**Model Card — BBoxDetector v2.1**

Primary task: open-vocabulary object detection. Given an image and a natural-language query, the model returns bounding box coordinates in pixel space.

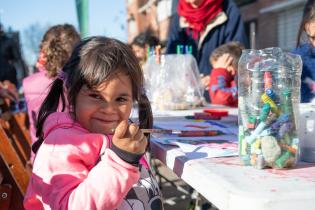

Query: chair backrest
[0,98,32,167]
[0,173,13,210]
[0,125,29,210]
[0,98,31,210]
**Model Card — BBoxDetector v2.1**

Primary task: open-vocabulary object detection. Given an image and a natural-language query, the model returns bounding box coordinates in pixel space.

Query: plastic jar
[238,47,302,169]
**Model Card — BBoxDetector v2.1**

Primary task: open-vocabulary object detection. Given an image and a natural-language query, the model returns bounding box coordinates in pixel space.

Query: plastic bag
[143,54,205,111]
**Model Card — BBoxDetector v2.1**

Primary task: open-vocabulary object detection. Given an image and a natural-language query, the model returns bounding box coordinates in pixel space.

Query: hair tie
[57,71,66,81]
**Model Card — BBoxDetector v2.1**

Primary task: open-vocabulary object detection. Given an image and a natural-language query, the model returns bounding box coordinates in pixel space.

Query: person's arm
[0,81,18,101]
[24,133,141,210]
[209,68,237,106]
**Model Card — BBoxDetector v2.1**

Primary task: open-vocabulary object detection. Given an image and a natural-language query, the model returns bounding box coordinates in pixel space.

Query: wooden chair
[0,125,29,210]
[0,98,32,168]
[0,171,12,210]
[0,98,32,209]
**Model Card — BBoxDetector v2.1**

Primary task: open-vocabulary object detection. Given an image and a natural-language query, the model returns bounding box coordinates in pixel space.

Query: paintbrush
[111,128,225,137]
[143,129,224,137]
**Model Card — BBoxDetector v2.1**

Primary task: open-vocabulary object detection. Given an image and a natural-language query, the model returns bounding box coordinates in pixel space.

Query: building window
[277,5,304,50]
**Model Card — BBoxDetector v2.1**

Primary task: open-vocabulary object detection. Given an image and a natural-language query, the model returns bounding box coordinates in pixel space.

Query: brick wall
[239,0,305,49]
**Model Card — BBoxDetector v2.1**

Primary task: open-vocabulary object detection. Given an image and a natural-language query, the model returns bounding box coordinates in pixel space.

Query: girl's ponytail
[138,93,153,131]
[138,93,153,151]
[32,77,66,153]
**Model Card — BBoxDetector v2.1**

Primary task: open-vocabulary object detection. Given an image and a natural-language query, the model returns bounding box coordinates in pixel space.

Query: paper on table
[151,134,237,145]
[151,115,238,158]
[154,118,238,135]
[173,142,238,159]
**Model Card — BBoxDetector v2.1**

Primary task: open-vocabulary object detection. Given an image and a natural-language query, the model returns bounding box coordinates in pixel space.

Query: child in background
[22,24,80,145]
[24,37,163,210]
[208,41,244,107]
[131,30,160,66]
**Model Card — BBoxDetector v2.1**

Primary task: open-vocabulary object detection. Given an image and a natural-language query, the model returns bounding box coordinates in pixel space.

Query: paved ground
[152,159,219,210]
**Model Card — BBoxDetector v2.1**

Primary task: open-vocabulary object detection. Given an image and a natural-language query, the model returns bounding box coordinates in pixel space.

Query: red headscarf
[178,0,223,37]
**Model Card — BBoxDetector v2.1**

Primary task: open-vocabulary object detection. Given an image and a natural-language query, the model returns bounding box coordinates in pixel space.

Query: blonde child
[208,41,244,106]
[24,37,163,210]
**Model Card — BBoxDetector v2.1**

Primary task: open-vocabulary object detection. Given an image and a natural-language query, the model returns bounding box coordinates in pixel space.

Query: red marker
[178,130,224,137]
[264,71,272,90]
[203,109,228,117]
[194,112,221,120]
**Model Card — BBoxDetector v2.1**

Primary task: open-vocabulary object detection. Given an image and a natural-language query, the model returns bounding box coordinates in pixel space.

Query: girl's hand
[112,120,147,154]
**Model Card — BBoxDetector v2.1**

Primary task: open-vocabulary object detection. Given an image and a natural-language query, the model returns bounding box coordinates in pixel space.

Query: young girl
[24,37,163,210]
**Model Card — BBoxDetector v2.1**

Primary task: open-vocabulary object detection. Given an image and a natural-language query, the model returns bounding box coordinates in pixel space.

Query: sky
[0,0,127,65]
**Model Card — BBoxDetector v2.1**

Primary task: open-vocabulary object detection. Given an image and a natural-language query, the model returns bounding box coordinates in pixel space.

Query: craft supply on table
[238,47,302,169]
[203,109,229,117]
[141,128,225,137]
[194,112,221,120]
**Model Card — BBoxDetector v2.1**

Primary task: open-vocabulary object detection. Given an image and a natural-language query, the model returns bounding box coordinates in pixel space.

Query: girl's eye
[89,93,103,100]
[116,97,128,103]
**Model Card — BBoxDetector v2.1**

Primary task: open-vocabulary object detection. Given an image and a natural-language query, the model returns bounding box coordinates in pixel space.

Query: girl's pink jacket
[24,112,147,210]
[22,71,54,143]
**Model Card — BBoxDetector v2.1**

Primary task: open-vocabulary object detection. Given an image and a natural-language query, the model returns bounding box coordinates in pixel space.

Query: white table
[151,142,315,210]
[150,105,315,210]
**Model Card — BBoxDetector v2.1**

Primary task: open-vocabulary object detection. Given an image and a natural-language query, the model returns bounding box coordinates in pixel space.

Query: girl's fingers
[134,135,148,153]
[128,123,139,138]
[113,122,147,153]
[133,130,145,143]
[113,120,128,139]
[130,128,147,153]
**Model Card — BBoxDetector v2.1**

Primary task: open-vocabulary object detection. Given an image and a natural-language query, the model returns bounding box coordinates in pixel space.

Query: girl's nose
[100,102,117,113]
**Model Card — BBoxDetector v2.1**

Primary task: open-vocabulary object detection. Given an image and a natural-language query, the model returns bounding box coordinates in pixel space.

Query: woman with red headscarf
[166,0,248,102]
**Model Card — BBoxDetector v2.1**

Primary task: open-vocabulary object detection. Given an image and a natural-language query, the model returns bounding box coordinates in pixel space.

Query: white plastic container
[299,103,315,162]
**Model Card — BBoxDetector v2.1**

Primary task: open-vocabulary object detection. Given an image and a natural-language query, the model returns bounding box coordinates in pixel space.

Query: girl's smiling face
[75,72,133,134]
